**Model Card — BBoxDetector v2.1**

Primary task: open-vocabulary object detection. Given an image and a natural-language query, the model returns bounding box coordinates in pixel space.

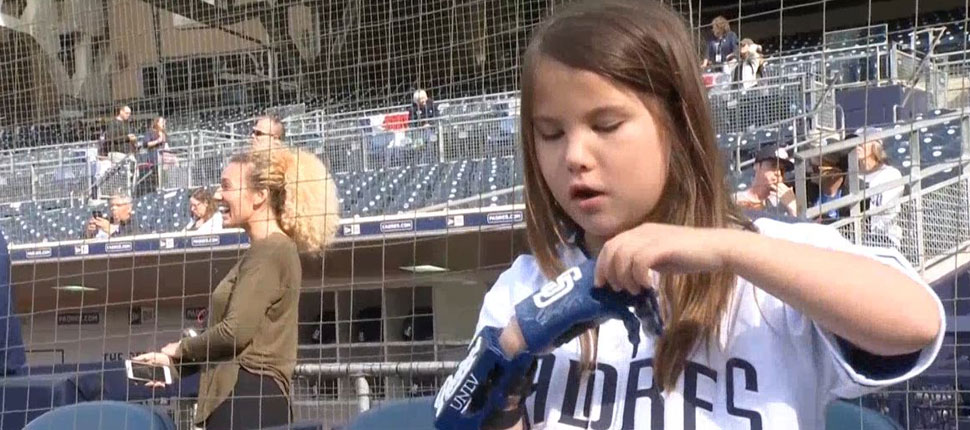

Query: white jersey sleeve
[474,254,547,334]
[753,218,945,399]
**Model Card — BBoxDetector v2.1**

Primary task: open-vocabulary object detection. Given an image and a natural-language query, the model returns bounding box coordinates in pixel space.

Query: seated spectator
[184,188,223,233]
[734,146,798,217]
[852,127,905,247]
[807,152,850,224]
[407,89,437,127]
[734,38,764,89]
[85,194,138,239]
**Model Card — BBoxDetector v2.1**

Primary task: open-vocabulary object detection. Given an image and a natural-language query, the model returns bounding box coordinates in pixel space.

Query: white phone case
[125,359,173,384]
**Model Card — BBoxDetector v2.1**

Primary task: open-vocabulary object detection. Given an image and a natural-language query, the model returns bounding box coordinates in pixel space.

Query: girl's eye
[535,129,563,141]
[593,121,622,133]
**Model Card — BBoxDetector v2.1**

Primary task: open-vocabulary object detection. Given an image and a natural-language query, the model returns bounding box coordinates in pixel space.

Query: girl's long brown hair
[520,0,753,391]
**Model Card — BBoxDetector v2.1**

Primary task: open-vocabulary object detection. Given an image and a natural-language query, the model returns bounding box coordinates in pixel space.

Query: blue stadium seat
[825,399,903,430]
[345,397,435,430]
[329,155,524,217]
[24,401,176,430]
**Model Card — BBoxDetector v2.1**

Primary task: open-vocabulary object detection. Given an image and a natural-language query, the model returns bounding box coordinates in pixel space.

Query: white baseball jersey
[475,218,945,430]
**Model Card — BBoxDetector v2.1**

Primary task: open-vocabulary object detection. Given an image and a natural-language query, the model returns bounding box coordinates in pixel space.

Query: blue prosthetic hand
[433,326,534,430]
[514,259,664,358]
[433,261,664,430]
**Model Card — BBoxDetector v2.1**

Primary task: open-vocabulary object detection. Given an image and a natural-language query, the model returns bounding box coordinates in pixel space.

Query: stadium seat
[24,400,176,430]
[261,422,325,430]
[825,399,903,430]
[345,397,435,430]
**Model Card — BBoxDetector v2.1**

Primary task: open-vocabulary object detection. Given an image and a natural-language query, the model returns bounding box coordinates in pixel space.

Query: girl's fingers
[606,243,628,293]
[630,248,658,292]
[594,242,617,288]
[613,244,631,290]
[617,245,642,295]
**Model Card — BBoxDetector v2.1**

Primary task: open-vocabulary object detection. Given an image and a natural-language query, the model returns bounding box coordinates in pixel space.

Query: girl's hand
[593,223,730,295]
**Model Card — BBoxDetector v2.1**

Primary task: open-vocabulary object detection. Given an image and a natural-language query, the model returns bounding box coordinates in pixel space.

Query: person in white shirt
[852,127,905,248]
[435,2,944,429]
[184,188,223,233]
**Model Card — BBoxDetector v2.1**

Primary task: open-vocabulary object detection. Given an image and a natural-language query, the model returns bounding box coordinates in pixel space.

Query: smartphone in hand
[125,359,173,384]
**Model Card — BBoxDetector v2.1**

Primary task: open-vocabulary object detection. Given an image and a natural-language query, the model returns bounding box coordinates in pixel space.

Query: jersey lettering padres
[475,219,944,429]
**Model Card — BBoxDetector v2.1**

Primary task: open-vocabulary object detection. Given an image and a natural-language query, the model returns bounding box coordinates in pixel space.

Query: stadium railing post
[354,374,373,412]
[910,128,926,271]
[847,147,864,245]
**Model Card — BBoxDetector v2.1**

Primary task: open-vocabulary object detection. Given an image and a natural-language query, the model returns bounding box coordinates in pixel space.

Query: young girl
[464,1,943,429]
[136,146,340,429]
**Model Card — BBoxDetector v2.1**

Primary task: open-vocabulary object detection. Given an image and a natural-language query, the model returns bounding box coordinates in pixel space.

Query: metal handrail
[793,110,969,221]
[900,27,947,107]
[293,361,458,377]
[417,185,523,213]
[804,159,965,219]
[793,111,964,159]
[724,74,840,171]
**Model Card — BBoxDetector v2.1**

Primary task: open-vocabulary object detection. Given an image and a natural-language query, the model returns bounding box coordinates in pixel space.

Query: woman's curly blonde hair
[229,146,339,253]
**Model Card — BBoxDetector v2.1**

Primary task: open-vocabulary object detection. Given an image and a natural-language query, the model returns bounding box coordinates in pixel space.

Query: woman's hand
[593,223,729,295]
[131,352,173,367]
[130,351,173,389]
[131,341,181,389]
[160,341,181,359]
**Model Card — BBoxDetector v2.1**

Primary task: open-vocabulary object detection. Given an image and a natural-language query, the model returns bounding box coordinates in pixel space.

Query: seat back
[24,400,175,430]
[826,399,904,430]
[347,397,435,430]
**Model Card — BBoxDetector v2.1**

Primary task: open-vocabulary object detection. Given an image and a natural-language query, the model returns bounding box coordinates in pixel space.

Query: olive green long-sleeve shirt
[178,233,302,425]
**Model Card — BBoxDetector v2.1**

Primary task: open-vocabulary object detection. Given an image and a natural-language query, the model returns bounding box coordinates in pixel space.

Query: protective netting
[0,0,969,429]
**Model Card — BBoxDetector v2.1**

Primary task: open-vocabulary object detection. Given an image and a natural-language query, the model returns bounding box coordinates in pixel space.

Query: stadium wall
[725,0,967,41]
[17,280,489,366]
[20,305,185,365]
[109,0,268,101]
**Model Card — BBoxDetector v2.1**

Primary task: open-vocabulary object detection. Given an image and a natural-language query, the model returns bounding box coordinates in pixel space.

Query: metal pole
[294,361,459,377]
[438,120,445,163]
[795,158,808,218]
[911,128,925,270]
[355,375,372,412]
[847,147,863,244]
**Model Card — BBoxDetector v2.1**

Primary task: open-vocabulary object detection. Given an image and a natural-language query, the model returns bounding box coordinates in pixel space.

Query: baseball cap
[754,146,794,170]
[846,126,883,140]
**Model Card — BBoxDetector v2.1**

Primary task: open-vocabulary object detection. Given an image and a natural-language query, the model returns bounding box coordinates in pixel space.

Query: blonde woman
[136,147,339,429]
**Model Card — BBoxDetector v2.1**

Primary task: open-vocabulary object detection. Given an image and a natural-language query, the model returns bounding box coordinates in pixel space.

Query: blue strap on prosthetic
[433,326,533,430]
[514,259,664,358]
